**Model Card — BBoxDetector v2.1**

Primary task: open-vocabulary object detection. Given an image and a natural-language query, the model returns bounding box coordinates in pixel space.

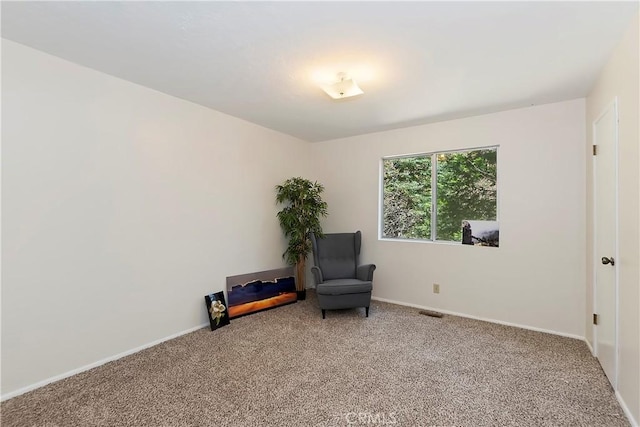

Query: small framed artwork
[204,291,230,331]
[461,220,499,247]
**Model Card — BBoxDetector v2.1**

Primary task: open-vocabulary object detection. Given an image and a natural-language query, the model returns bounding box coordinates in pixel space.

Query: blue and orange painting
[227,275,297,319]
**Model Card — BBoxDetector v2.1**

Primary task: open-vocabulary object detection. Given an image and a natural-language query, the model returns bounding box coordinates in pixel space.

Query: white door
[593,99,618,388]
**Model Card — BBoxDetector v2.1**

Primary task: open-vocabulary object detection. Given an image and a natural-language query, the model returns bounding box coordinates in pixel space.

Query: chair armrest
[356,264,376,281]
[311,266,324,284]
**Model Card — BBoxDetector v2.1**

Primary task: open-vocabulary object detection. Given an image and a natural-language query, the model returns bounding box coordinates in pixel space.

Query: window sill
[378,237,498,248]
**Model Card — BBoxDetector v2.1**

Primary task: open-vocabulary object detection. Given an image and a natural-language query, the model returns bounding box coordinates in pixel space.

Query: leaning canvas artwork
[204,291,230,331]
[227,267,297,319]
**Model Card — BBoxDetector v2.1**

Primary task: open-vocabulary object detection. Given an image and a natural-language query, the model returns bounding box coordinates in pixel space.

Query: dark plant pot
[297,290,307,301]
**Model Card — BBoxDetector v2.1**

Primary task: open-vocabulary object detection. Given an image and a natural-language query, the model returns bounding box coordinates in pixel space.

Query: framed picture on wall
[461,220,499,247]
[204,291,230,331]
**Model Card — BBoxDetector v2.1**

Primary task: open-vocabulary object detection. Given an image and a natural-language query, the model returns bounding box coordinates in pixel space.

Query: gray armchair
[310,231,376,319]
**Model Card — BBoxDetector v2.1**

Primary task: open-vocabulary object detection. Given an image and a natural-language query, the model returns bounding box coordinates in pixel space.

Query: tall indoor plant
[276,177,328,300]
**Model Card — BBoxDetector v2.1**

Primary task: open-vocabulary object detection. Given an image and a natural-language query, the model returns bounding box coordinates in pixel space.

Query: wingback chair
[310,231,376,319]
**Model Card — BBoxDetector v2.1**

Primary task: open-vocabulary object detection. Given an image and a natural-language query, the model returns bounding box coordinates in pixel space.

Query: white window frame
[379,145,500,243]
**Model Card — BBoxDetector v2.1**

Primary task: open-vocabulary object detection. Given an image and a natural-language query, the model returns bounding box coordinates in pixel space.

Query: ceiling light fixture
[320,72,364,99]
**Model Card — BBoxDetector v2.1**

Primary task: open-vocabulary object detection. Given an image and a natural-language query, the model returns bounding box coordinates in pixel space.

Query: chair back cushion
[312,232,360,280]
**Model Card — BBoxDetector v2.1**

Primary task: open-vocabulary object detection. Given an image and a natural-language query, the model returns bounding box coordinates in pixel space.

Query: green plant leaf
[275,177,328,287]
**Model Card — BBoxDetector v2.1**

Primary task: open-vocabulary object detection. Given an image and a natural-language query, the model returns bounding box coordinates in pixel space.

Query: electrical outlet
[433,283,440,294]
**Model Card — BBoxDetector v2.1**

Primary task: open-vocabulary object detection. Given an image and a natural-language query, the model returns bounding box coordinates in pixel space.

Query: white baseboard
[584,337,595,356]
[1,322,209,402]
[371,296,584,341]
[616,390,638,427]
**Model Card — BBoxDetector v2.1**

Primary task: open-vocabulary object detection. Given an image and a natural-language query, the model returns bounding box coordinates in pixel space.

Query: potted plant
[276,177,328,300]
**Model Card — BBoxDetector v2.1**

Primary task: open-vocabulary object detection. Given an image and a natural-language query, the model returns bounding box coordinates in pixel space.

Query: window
[382,147,498,245]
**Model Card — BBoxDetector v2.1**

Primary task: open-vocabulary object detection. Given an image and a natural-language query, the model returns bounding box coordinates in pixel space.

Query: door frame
[591,97,620,388]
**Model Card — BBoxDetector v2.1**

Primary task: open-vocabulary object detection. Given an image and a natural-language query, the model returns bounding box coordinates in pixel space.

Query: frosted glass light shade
[321,77,364,99]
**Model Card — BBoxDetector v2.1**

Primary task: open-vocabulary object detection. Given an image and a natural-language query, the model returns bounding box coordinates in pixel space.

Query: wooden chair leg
[322,309,326,319]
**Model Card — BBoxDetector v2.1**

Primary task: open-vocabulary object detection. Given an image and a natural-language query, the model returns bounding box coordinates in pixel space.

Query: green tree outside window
[382,148,497,242]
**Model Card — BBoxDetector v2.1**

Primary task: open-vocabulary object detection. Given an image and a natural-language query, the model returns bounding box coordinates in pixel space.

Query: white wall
[4,33,628,413]
[310,99,586,337]
[586,12,639,424]
[1,40,310,397]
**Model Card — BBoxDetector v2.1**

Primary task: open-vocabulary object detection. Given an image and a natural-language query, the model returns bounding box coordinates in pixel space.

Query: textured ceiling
[2,1,638,142]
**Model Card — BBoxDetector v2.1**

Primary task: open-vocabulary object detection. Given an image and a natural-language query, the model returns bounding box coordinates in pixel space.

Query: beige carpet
[2,291,629,426]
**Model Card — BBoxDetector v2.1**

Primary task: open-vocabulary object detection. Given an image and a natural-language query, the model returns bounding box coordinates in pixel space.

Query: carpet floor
[1,291,629,426]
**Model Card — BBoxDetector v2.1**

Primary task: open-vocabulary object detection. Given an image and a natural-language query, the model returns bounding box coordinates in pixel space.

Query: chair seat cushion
[316,279,372,295]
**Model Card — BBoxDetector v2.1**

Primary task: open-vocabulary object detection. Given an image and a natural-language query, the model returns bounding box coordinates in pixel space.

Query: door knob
[601,256,615,266]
